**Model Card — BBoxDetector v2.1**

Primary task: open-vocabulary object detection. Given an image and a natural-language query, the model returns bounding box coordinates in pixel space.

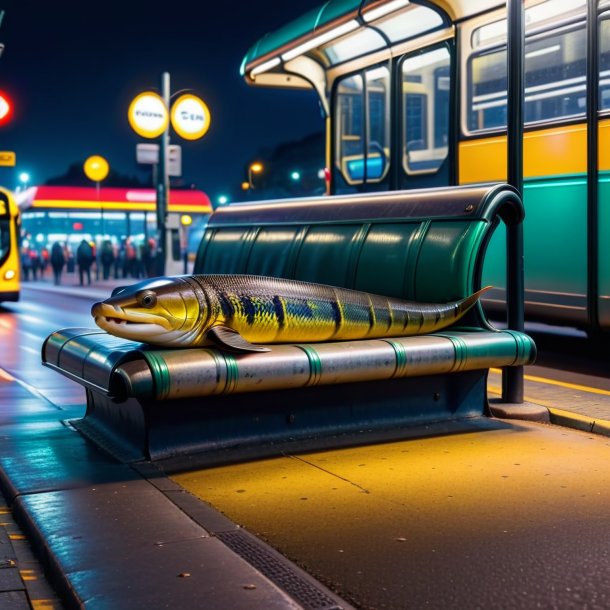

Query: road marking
[21,346,40,355]
[490,368,610,396]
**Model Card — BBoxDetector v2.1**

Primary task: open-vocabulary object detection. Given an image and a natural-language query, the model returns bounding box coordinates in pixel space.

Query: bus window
[601,15,610,110]
[469,23,586,132]
[0,217,9,266]
[334,66,390,188]
[402,47,450,175]
[467,0,591,134]
[366,67,390,181]
[469,48,507,131]
[523,27,586,123]
[336,74,364,185]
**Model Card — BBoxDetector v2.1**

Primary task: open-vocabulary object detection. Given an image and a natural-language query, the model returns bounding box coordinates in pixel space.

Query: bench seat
[44,328,534,402]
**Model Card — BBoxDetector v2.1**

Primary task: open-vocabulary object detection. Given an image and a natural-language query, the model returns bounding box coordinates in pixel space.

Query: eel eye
[138,291,157,308]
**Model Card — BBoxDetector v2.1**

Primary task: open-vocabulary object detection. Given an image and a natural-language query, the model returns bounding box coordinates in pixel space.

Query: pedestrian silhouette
[76,239,94,286]
[50,241,65,285]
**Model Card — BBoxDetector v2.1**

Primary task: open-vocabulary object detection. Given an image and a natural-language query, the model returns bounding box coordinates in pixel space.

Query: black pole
[156,71,170,276]
[586,0,599,333]
[503,0,525,403]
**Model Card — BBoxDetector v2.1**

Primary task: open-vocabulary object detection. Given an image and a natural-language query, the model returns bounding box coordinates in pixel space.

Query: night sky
[0,1,323,203]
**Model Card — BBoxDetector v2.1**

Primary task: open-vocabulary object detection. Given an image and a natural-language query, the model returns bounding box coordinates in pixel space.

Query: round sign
[84,155,110,182]
[170,94,210,141]
[128,92,169,139]
[0,90,13,127]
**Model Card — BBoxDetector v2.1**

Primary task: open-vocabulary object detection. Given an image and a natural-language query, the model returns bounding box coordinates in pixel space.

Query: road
[0,285,99,408]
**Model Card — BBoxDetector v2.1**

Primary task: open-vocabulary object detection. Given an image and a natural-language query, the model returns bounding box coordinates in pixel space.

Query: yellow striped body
[196,275,485,346]
[92,275,487,351]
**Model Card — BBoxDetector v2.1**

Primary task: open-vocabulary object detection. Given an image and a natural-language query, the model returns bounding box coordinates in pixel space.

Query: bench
[42,184,536,469]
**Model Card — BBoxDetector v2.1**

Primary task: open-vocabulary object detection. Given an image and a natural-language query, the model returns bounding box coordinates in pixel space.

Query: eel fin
[207,326,271,353]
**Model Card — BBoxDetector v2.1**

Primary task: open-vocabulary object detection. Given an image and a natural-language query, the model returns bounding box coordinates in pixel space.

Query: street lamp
[248,162,263,189]
[18,172,30,191]
[84,155,110,241]
[217,195,228,206]
[290,170,301,181]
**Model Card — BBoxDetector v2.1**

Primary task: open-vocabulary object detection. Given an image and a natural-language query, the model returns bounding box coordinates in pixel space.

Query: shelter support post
[503,0,525,403]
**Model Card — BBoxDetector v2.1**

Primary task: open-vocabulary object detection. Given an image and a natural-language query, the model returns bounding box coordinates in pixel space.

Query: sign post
[84,155,110,241]
[128,74,211,276]
[156,73,171,275]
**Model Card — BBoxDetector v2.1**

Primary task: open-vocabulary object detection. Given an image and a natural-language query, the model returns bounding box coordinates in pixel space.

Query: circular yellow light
[250,162,263,173]
[241,181,250,191]
[4,269,15,280]
[128,91,169,139]
[84,155,110,182]
[170,94,211,141]
[180,214,192,226]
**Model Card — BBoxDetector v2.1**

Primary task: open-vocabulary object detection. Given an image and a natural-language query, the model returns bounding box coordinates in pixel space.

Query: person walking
[100,240,115,280]
[29,248,41,280]
[21,246,32,281]
[76,239,94,286]
[50,241,65,285]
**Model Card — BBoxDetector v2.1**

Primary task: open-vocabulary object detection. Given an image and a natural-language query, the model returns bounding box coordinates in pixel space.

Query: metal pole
[156,71,170,276]
[503,0,525,403]
[586,0,599,333]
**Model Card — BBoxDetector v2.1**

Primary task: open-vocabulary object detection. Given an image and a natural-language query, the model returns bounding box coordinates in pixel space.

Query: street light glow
[218,195,229,205]
[19,172,30,184]
[250,162,263,174]
[290,171,301,181]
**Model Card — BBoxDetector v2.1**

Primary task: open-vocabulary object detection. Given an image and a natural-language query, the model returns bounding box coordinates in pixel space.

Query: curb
[547,407,610,438]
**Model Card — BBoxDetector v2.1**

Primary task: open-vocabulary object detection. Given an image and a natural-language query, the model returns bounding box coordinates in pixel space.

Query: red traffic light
[0,90,13,127]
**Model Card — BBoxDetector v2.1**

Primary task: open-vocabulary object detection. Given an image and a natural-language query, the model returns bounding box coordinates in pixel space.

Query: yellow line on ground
[488,385,555,409]
[490,368,610,396]
[488,385,610,431]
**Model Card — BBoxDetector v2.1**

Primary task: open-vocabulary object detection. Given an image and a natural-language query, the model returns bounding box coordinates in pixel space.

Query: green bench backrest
[194,184,522,313]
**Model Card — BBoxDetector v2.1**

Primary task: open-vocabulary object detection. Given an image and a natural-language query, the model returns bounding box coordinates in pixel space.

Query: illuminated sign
[128,92,169,139]
[170,94,210,140]
[0,90,13,127]
[0,151,15,166]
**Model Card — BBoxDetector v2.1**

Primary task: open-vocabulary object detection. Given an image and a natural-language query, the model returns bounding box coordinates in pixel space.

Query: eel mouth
[100,315,130,325]
[91,302,172,335]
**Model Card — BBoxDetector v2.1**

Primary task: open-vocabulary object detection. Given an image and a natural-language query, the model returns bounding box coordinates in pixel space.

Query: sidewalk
[21,271,137,301]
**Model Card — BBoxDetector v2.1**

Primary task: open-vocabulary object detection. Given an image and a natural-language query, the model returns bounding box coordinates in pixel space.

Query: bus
[0,187,20,303]
[241,0,610,336]
[17,185,213,276]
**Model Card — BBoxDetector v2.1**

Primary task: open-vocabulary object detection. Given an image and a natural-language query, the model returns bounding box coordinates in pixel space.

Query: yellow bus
[241,0,610,336]
[0,187,20,303]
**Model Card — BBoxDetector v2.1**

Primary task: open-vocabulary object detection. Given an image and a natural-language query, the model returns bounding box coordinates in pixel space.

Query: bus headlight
[4,270,16,281]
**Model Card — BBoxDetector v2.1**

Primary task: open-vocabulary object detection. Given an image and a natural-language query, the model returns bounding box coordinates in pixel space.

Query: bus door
[333,65,391,193]
[398,44,452,190]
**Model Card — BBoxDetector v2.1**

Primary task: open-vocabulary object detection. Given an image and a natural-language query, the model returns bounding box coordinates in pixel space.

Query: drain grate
[216,529,346,610]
